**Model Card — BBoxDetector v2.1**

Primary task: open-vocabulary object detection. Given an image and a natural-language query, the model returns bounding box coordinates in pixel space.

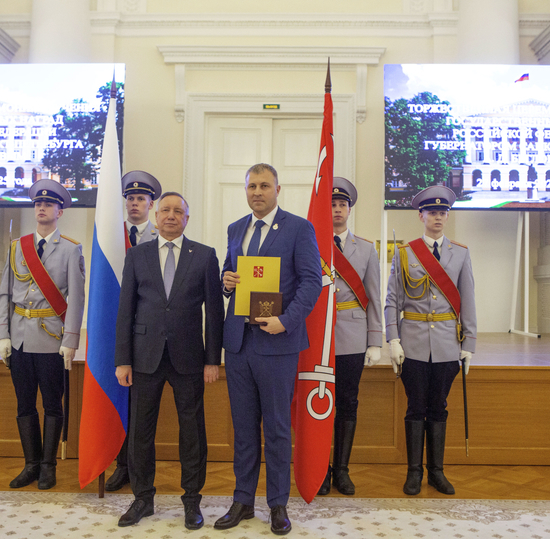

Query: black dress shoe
[270,505,291,535]
[105,466,130,492]
[183,500,204,530]
[214,501,254,530]
[118,499,154,527]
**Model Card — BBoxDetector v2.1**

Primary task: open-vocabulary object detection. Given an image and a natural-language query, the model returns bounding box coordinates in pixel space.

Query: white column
[457,0,519,64]
[29,0,92,63]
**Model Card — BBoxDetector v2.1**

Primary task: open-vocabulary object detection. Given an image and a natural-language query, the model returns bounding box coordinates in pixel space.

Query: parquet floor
[1,458,549,500]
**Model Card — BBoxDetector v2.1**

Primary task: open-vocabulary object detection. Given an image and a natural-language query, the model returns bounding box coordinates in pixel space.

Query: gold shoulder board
[354,235,373,244]
[60,234,81,245]
[450,240,468,249]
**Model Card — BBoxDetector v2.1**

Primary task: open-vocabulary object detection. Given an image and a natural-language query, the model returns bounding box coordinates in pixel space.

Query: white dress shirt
[241,205,278,255]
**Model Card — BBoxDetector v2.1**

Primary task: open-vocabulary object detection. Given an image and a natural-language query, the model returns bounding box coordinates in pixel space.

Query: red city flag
[291,61,336,503]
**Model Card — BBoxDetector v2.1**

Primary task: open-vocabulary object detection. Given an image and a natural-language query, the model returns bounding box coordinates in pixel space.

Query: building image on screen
[0,63,125,208]
[385,64,550,211]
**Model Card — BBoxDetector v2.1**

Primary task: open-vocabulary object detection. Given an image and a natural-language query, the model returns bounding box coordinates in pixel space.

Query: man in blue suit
[215,164,322,535]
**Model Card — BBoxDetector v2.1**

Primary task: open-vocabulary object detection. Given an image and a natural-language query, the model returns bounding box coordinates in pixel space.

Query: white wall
[0,1,549,333]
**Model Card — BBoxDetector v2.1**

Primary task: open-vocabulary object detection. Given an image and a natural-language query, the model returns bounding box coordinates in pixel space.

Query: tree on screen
[385,91,466,206]
[41,82,124,194]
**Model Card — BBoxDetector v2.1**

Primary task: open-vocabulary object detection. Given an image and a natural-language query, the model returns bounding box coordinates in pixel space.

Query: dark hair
[245,163,278,185]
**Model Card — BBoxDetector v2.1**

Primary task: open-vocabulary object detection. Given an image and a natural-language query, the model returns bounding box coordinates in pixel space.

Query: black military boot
[38,415,63,490]
[10,414,42,488]
[403,420,425,495]
[426,421,455,495]
[317,466,332,496]
[332,419,356,495]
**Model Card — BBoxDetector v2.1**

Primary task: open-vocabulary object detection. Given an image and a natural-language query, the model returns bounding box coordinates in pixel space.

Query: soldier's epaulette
[398,243,409,249]
[60,234,81,245]
[450,240,468,249]
[354,235,373,244]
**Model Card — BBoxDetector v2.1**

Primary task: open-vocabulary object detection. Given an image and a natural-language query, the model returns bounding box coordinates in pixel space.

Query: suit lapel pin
[189,249,192,253]
[273,223,279,230]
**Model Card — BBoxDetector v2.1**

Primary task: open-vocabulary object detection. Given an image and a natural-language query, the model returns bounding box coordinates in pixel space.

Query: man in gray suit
[385,185,476,496]
[0,179,85,490]
[115,192,224,530]
[105,170,162,492]
[318,177,382,496]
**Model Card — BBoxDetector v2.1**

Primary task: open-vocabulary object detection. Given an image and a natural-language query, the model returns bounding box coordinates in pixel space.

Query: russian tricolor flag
[515,73,529,82]
[79,76,127,488]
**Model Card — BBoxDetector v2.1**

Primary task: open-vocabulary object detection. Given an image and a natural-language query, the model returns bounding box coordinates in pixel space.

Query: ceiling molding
[1,12,549,39]
[0,27,19,63]
[530,24,550,64]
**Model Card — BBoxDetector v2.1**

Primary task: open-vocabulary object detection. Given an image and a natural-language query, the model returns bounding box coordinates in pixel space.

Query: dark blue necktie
[433,241,440,261]
[37,239,46,259]
[334,236,343,253]
[247,220,265,256]
[129,225,138,247]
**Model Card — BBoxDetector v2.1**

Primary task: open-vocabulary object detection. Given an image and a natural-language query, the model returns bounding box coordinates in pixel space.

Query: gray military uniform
[335,231,383,354]
[0,229,86,353]
[126,220,158,246]
[385,235,477,362]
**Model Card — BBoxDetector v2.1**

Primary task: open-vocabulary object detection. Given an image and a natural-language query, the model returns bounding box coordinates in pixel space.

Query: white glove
[389,338,405,374]
[59,346,76,371]
[364,346,381,366]
[460,350,472,375]
[0,338,11,368]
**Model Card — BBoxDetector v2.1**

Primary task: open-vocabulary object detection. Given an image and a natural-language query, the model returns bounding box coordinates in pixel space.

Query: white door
[204,115,322,264]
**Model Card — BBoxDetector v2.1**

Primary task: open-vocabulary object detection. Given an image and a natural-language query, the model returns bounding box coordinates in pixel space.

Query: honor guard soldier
[385,185,476,496]
[122,170,161,249]
[0,179,85,490]
[318,177,383,496]
[105,170,162,492]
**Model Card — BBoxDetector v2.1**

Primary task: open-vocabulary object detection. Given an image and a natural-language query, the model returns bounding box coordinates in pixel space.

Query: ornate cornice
[158,46,385,67]
[159,46,384,124]
[530,23,550,64]
[1,13,548,38]
[0,27,19,63]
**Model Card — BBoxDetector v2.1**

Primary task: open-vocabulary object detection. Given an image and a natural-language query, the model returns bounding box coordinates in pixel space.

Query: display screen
[0,63,125,208]
[385,64,550,210]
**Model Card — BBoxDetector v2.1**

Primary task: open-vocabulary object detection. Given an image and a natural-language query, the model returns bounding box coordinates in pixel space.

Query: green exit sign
[263,104,280,110]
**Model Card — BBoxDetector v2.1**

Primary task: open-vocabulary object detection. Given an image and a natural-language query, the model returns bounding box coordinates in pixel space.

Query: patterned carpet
[1,492,550,538]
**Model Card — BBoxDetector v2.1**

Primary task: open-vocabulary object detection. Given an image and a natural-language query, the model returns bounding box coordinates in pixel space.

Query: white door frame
[183,92,356,242]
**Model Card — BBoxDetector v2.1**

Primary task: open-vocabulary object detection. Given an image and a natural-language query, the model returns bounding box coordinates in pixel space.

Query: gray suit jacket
[334,231,383,355]
[385,235,477,363]
[0,229,86,353]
